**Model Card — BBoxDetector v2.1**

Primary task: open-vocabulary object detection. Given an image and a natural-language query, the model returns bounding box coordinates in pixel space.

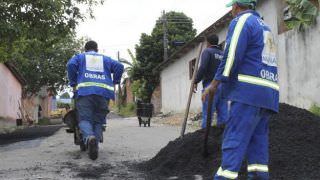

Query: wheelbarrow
[63,98,106,151]
[63,107,87,151]
[136,101,154,127]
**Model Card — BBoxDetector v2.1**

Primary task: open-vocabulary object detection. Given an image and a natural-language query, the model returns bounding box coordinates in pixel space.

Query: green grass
[118,103,136,117]
[310,104,320,117]
[37,117,51,125]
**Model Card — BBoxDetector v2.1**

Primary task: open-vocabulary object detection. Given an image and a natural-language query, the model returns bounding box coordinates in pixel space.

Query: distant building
[22,87,55,123]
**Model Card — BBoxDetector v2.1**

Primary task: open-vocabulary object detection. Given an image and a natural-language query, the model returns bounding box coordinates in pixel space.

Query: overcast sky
[77,0,230,60]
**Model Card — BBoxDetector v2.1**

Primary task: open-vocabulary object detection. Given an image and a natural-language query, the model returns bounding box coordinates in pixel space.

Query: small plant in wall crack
[285,0,319,30]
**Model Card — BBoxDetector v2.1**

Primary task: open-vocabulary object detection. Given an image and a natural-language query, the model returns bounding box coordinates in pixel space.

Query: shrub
[310,104,320,117]
[38,117,51,125]
[119,103,136,117]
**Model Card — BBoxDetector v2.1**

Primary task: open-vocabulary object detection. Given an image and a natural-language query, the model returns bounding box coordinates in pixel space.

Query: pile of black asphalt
[138,104,320,180]
[0,125,64,145]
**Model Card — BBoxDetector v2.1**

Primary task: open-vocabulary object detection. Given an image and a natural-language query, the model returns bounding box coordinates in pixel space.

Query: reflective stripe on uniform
[77,82,114,91]
[248,164,269,172]
[223,13,252,77]
[238,74,279,90]
[216,167,238,179]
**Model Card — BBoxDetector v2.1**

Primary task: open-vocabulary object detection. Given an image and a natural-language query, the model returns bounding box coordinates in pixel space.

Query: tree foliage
[15,33,84,94]
[0,0,104,94]
[286,0,319,30]
[131,79,150,102]
[131,11,197,102]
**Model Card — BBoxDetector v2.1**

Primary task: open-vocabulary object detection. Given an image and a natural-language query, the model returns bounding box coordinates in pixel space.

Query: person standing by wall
[193,34,224,128]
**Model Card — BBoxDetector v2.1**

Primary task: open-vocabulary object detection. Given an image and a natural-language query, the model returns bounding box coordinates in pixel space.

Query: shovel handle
[203,91,214,157]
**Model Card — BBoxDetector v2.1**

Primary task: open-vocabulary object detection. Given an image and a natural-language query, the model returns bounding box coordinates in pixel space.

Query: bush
[310,104,320,117]
[119,103,136,117]
[131,80,149,102]
[38,117,51,125]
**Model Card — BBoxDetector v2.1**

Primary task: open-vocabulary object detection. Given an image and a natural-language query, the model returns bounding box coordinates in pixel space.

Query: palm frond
[119,58,133,66]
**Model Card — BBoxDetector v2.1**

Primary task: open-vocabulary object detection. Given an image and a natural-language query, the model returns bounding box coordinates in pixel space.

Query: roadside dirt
[139,104,320,180]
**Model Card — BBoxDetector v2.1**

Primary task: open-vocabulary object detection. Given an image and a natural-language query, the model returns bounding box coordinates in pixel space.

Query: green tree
[13,33,84,95]
[132,11,197,102]
[0,0,104,94]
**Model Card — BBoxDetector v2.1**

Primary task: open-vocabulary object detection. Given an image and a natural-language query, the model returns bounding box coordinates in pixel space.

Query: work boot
[87,136,98,160]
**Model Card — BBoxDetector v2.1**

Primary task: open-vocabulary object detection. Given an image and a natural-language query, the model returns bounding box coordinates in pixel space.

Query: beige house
[0,63,26,123]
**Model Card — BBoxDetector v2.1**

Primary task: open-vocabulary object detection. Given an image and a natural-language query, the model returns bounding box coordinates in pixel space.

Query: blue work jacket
[67,51,124,100]
[215,10,279,113]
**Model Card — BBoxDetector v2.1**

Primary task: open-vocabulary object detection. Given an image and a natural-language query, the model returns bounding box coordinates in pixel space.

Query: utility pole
[117,51,122,112]
[162,10,168,62]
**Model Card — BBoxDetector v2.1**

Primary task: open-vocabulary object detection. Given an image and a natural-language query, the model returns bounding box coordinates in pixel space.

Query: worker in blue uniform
[193,34,225,128]
[202,0,279,179]
[67,41,124,160]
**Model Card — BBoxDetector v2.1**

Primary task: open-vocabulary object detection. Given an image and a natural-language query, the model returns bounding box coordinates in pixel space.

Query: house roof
[156,11,232,72]
[4,62,27,86]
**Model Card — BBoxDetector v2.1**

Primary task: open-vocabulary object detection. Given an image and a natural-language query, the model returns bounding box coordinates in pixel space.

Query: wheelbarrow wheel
[148,118,151,127]
[74,128,80,145]
[79,133,86,151]
[138,117,142,127]
[100,132,104,143]
[144,122,146,127]
[80,140,86,151]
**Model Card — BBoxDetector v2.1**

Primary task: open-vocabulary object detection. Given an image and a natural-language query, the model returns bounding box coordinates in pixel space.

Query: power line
[162,10,168,62]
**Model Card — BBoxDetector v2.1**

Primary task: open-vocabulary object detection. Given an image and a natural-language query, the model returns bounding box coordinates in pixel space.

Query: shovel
[203,90,214,157]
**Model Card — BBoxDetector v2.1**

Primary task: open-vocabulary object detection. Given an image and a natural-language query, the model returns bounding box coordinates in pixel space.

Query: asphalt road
[0,116,182,180]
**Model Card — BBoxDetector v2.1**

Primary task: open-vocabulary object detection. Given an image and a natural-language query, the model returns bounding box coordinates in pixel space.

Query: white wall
[257,0,279,34]
[278,16,320,109]
[161,45,202,113]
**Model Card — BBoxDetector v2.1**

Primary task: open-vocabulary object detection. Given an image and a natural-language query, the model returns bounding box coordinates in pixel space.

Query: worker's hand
[202,85,214,102]
[193,83,198,93]
[201,80,220,102]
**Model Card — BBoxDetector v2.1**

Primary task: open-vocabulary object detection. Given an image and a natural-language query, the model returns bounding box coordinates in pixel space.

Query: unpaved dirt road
[0,116,185,180]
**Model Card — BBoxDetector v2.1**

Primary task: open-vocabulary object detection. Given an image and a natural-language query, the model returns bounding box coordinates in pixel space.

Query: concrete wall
[161,44,202,113]
[0,64,22,120]
[278,16,320,109]
[257,0,279,34]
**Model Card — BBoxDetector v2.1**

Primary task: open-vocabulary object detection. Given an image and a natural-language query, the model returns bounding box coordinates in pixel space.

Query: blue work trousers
[214,102,271,180]
[76,95,108,144]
